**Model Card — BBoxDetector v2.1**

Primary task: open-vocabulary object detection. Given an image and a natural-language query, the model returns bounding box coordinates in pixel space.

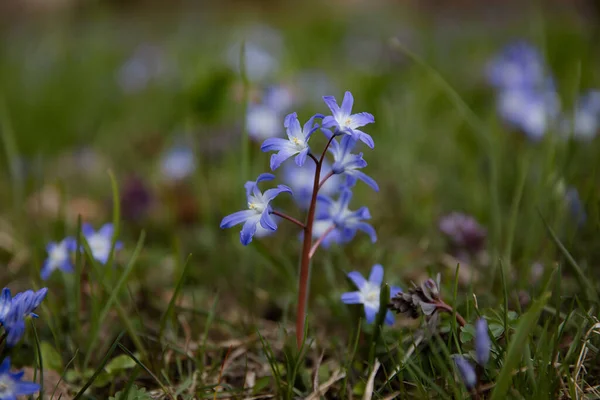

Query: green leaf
[105,354,137,375]
[459,324,475,343]
[40,341,62,372]
[109,385,152,400]
[489,323,505,339]
[490,292,551,400]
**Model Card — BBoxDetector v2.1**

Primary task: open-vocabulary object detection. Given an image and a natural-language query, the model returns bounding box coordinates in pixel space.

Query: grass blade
[159,254,192,339]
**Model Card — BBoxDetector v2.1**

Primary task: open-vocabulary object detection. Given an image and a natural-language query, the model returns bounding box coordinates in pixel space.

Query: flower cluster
[487,41,600,140]
[0,288,47,347]
[0,357,40,399]
[41,223,122,280]
[453,318,492,390]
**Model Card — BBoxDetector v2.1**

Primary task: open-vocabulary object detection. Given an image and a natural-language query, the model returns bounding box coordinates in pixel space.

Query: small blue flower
[41,238,77,280]
[220,173,292,245]
[496,86,560,140]
[341,264,402,325]
[82,223,123,265]
[475,318,491,366]
[247,104,282,141]
[317,189,377,243]
[565,187,587,227]
[564,90,600,140]
[486,41,546,90]
[322,91,375,148]
[161,145,196,181]
[0,357,40,399]
[263,85,295,113]
[328,135,379,191]
[282,159,340,209]
[0,288,48,347]
[261,112,320,170]
[453,355,477,390]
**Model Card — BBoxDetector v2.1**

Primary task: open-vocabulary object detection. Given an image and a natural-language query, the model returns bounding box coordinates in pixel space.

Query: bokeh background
[1,0,600,397]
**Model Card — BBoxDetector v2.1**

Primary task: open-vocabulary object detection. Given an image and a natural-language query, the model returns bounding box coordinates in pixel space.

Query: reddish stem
[296,134,336,348]
[271,210,305,229]
[435,301,467,327]
[318,171,334,190]
[308,225,335,259]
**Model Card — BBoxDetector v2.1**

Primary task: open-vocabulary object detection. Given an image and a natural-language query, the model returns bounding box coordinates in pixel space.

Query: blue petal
[369,264,384,285]
[13,381,41,396]
[338,189,353,209]
[350,112,374,127]
[6,319,25,347]
[283,112,298,129]
[260,211,278,231]
[270,148,299,171]
[340,91,354,116]
[284,112,303,140]
[322,95,341,119]
[63,237,78,252]
[353,129,375,149]
[321,116,338,129]
[295,148,309,167]
[341,291,363,304]
[240,215,260,246]
[364,304,378,324]
[390,286,403,298]
[40,261,53,281]
[0,288,12,320]
[81,223,95,237]
[350,170,379,192]
[347,271,367,290]
[59,260,75,274]
[99,223,114,238]
[45,242,56,254]
[454,356,477,389]
[0,357,10,374]
[220,210,255,229]
[356,222,377,242]
[263,185,292,202]
[261,137,290,153]
[303,114,320,138]
[339,134,358,155]
[384,310,395,326]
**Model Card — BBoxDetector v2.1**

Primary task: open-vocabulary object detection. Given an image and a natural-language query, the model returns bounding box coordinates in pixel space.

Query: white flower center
[361,282,381,309]
[0,376,14,395]
[343,117,352,127]
[49,244,68,265]
[88,234,110,260]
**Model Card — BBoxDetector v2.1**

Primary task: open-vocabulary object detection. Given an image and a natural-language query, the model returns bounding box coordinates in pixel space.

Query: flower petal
[0,358,10,374]
[350,112,374,128]
[390,286,403,298]
[240,215,261,246]
[284,112,303,140]
[349,170,379,192]
[347,271,367,290]
[364,304,378,324]
[81,223,95,237]
[340,134,358,155]
[355,222,377,242]
[384,310,395,326]
[14,381,41,396]
[263,185,292,202]
[294,148,309,167]
[220,210,256,229]
[352,129,375,149]
[368,264,384,285]
[99,223,114,238]
[338,189,353,209]
[341,291,363,304]
[260,210,278,231]
[261,137,291,153]
[323,95,341,119]
[340,91,354,116]
[40,261,53,281]
[270,148,299,171]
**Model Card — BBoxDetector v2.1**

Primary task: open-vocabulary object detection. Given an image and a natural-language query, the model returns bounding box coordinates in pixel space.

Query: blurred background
[1,0,600,396]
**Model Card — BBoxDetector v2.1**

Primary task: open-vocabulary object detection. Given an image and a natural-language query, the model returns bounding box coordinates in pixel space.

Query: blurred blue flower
[282,159,340,209]
[263,85,295,113]
[161,145,196,181]
[565,187,587,227]
[496,86,560,140]
[82,223,123,264]
[439,212,487,256]
[562,90,600,140]
[341,264,402,325]
[475,318,491,366]
[41,238,76,280]
[453,355,477,390]
[322,91,375,148]
[247,104,282,141]
[226,25,282,82]
[220,173,292,245]
[0,288,48,347]
[329,135,379,191]
[0,357,40,399]
[117,44,169,94]
[316,189,377,243]
[261,112,320,170]
[486,41,546,90]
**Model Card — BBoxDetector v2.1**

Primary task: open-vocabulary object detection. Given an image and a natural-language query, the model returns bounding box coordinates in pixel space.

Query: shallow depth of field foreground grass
[1,2,600,399]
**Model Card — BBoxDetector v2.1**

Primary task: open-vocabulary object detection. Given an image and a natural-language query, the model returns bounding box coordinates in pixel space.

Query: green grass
[0,2,599,398]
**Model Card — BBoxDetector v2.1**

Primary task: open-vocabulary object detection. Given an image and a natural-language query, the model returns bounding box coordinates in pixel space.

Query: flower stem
[271,210,305,229]
[296,134,337,348]
[309,225,335,259]
[436,301,467,327]
[318,171,334,190]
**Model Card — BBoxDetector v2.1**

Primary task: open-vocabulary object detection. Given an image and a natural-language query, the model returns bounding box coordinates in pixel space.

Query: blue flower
[246,104,282,141]
[41,238,76,280]
[261,112,320,170]
[328,135,379,191]
[316,189,377,243]
[263,85,295,113]
[282,159,340,209]
[0,288,48,347]
[563,90,600,140]
[486,41,546,90]
[161,145,196,181]
[220,173,292,245]
[475,318,491,366]
[453,355,477,390]
[565,187,587,227]
[322,91,375,148]
[496,86,560,140]
[0,357,40,399]
[82,223,123,265]
[341,264,402,325]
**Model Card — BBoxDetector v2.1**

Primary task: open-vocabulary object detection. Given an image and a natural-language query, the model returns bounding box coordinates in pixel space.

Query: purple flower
[247,104,282,141]
[322,91,375,148]
[220,173,292,245]
[341,264,402,325]
[263,85,295,113]
[161,145,196,181]
[82,223,123,265]
[41,238,76,280]
[475,318,491,366]
[282,159,340,209]
[439,212,487,255]
[317,189,377,243]
[0,357,40,399]
[0,288,48,347]
[486,41,546,90]
[328,135,378,191]
[563,90,600,140]
[453,355,477,389]
[261,112,320,170]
